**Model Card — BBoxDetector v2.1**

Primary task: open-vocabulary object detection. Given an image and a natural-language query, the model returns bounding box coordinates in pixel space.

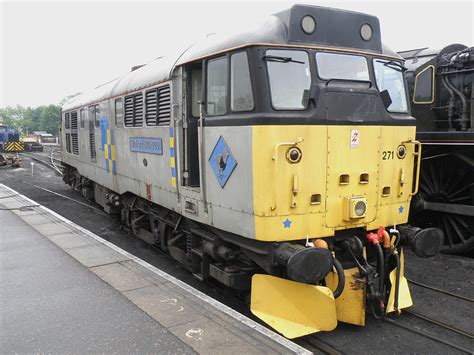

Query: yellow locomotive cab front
[250,124,421,338]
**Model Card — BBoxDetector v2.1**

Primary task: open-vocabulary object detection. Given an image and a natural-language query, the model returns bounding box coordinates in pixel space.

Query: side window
[191,68,202,117]
[80,108,86,129]
[414,66,434,104]
[115,98,124,127]
[64,112,70,129]
[206,56,228,116]
[94,105,100,128]
[231,52,254,112]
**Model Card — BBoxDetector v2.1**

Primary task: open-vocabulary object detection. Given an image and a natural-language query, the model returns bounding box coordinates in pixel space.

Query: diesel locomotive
[399,45,474,254]
[60,5,444,338]
[0,125,24,152]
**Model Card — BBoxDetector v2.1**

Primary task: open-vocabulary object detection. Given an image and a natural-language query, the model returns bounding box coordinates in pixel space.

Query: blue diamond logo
[209,136,238,188]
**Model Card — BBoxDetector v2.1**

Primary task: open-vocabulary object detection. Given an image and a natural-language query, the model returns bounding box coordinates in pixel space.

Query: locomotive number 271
[382,150,394,160]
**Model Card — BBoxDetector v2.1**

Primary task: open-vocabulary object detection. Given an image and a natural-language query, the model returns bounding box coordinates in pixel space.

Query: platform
[0,184,309,354]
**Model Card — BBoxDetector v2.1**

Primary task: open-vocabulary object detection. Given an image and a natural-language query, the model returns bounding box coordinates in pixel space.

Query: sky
[1,0,472,108]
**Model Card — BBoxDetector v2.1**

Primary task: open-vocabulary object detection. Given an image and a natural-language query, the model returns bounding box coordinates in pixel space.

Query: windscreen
[374,59,408,113]
[316,52,369,81]
[265,49,311,110]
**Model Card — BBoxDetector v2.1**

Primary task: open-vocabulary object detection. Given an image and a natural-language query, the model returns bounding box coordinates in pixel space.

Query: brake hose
[375,243,385,295]
[332,257,345,299]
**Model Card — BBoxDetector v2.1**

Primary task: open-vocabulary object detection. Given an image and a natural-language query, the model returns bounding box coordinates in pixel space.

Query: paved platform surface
[0,184,308,354]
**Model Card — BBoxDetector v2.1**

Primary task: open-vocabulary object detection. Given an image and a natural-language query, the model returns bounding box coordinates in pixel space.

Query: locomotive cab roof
[63,4,401,111]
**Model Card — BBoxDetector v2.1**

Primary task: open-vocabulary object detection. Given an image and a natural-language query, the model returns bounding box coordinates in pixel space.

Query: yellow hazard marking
[251,274,337,338]
[4,142,24,151]
[387,249,413,313]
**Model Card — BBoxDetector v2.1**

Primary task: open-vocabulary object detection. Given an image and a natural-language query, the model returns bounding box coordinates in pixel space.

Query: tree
[0,105,26,133]
[0,104,61,136]
[39,105,61,135]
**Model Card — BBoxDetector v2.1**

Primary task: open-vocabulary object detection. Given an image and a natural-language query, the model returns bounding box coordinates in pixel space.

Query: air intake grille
[90,134,96,160]
[71,133,79,155]
[124,93,144,127]
[70,111,78,130]
[157,85,171,125]
[145,89,158,126]
[145,84,171,126]
[65,133,71,153]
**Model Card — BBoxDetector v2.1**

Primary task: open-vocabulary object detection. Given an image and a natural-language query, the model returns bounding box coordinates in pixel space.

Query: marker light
[286,147,302,163]
[301,15,316,34]
[360,23,373,41]
[397,145,406,159]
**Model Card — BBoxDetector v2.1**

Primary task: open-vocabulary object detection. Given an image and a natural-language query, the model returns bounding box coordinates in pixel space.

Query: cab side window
[414,66,434,104]
[206,56,228,116]
[231,52,254,112]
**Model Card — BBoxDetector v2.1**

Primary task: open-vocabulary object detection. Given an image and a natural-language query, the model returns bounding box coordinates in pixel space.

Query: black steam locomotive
[399,44,473,254]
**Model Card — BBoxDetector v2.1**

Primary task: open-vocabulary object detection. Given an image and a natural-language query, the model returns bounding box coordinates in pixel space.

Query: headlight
[354,200,367,216]
[344,197,368,220]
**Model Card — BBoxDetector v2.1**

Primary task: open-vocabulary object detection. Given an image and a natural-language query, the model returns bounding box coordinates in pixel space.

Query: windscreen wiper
[377,60,407,72]
[262,55,305,64]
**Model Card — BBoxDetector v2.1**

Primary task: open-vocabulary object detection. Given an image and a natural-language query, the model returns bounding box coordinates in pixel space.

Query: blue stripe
[105,159,110,172]
[170,147,175,158]
[171,167,176,177]
[108,144,112,160]
[110,129,114,145]
[100,119,108,149]
[169,127,174,137]
[112,160,116,175]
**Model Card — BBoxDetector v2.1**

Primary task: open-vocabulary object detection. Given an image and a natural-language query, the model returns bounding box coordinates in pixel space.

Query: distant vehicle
[0,125,24,152]
[399,44,474,254]
[23,140,44,152]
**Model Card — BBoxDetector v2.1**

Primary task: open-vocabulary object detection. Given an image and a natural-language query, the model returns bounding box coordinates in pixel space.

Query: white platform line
[0,184,311,355]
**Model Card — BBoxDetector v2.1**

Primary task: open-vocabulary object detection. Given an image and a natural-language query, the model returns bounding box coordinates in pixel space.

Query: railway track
[21,150,63,175]
[407,278,474,303]
[383,277,474,354]
[384,316,473,354]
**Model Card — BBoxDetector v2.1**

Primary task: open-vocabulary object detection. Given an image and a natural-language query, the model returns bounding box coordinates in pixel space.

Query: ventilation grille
[65,113,70,129]
[70,111,78,130]
[145,89,158,126]
[71,133,79,155]
[145,84,171,126]
[124,93,144,127]
[90,134,96,160]
[65,133,71,153]
[157,85,171,125]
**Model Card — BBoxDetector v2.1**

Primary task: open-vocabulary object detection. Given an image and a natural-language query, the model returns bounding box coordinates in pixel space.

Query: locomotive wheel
[410,153,474,254]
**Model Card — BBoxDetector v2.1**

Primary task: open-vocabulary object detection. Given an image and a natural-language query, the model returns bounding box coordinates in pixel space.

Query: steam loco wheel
[410,152,474,254]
